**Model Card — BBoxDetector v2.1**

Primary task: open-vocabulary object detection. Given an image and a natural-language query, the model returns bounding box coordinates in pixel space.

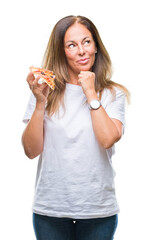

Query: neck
[69,80,80,85]
[67,69,81,85]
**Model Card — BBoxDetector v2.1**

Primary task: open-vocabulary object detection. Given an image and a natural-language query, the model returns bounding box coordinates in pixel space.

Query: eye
[84,40,90,45]
[68,43,75,49]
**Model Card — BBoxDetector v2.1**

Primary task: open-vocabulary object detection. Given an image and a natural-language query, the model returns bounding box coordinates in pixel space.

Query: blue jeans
[33,213,118,240]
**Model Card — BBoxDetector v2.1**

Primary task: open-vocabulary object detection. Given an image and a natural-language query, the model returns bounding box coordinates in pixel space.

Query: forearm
[90,106,120,148]
[22,104,45,159]
[87,91,120,149]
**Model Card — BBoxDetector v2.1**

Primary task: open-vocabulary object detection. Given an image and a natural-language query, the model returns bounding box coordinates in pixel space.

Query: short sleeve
[22,93,36,124]
[103,88,126,132]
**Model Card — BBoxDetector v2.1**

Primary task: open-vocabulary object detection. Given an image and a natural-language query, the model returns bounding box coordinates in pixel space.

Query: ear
[95,46,97,53]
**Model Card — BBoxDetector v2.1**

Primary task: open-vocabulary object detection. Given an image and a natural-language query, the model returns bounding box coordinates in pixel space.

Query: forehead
[64,22,93,42]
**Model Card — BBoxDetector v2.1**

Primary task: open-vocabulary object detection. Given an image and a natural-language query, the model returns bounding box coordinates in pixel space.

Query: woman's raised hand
[78,71,97,101]
[26,72,50,108]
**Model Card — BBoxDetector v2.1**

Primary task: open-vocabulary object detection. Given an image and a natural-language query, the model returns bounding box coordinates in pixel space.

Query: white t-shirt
[23,83,126,219]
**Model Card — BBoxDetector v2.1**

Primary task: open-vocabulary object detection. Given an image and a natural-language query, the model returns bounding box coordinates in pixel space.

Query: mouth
[77,58,89,64]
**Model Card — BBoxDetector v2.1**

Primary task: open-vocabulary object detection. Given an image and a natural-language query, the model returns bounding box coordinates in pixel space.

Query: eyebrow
[65,36,91,44]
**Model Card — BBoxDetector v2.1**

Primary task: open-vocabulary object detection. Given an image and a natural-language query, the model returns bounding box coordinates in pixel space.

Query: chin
[78,66,93,72]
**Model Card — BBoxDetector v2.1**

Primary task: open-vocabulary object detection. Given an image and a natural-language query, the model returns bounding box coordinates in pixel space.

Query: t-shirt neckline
[66,83,83,92]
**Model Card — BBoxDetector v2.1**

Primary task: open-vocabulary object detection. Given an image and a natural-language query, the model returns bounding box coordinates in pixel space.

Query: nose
[77,44,85,55]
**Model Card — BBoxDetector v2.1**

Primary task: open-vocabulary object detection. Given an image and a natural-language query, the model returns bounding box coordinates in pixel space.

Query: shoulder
[103,86,125,97]
[102,87,126,100]
[101,87,126,108]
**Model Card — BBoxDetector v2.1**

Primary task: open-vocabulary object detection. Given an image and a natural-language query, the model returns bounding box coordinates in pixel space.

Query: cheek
[64,50,76,61]
[88,49,96,64]
[89,47,96,56]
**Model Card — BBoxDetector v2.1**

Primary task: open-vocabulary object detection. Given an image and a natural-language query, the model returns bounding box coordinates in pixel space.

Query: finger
[78,72,84,78]
[78,78,83,85]
[37,78,45,84]
[79,71,87,74]
[78,72,89,79]
[34,75,41,82]
[39,82,48,91]
[79,71,88,75]
[30,75,42,87]
[43,85,50,97]
[33,76,47,88]
[28,75,41,91]
[26,72,35,85]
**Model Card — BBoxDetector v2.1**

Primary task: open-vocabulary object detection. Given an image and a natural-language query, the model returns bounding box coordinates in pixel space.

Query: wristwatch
[89,99,102,110]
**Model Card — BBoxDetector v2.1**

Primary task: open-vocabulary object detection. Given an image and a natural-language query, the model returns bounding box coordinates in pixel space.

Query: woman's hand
[78,71,97,102]
[26,72,50,108]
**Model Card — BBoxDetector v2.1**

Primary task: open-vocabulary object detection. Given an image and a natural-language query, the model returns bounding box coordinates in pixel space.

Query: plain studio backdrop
[0,0,151,239]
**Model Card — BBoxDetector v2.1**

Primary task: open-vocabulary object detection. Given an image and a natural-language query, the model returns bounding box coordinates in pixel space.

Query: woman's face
[64,22,97,77]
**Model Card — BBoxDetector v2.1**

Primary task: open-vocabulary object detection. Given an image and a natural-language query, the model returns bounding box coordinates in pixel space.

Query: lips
[77,58,89,64]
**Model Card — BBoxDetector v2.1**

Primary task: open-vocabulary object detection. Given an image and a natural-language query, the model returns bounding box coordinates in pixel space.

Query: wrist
[36,102,46,113]
[85,90,98,103]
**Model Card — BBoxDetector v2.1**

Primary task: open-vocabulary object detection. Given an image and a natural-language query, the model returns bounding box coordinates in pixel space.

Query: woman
[22,15,130,240]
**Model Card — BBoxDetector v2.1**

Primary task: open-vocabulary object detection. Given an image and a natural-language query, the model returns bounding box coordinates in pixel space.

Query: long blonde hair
[42,15,130,115]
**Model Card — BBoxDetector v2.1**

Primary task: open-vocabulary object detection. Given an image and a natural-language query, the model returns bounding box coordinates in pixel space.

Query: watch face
[90,100,101,109]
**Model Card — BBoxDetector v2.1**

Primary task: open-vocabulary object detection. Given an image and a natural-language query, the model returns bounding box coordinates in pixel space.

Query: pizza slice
[29,66,55,90]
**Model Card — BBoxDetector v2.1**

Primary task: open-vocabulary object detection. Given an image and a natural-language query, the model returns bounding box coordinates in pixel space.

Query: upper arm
[104,88,126,138]
[23,93,36,123]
